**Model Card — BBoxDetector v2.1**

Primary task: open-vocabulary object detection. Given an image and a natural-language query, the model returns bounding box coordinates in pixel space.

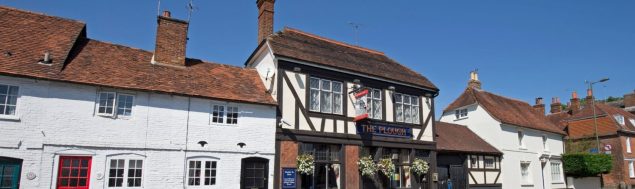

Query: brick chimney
[570,91,581,113]
[585,89,594,106]
[533,97,545,115]
[625,90,635,108]
[468,71,482,89]
[152,11,189,67]
[257,0,275,44]
[550,97,562,113]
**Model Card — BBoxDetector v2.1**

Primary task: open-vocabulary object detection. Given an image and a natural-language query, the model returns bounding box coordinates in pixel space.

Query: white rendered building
[440,72,567,189]
[0,6,277,189]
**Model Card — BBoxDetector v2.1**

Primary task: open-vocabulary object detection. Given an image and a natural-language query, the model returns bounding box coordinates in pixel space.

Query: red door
[57,156,91,189]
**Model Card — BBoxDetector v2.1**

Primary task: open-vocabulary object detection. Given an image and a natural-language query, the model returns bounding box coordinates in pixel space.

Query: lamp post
[587,78,609,152]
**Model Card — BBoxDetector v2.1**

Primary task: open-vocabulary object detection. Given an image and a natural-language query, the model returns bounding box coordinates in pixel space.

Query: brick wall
[153,15,188,66]
[345,145,360,189]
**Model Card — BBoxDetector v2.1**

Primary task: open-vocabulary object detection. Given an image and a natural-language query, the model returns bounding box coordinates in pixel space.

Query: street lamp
[586,78,609,152]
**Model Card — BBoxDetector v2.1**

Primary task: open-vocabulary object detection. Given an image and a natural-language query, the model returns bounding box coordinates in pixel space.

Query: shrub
[562,153,612,177]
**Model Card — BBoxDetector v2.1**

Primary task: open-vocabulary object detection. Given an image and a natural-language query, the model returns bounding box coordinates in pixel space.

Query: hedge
[562,153,612,177]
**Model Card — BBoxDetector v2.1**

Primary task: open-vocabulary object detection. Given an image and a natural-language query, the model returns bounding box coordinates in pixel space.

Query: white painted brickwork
[0,75,277,189]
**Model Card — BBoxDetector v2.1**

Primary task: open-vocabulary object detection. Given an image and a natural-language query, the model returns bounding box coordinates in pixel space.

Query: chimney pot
[550,97,562,113]
[162,11,171,18]
[468,71,482,89]
[572,91,578,99]
[536,97,544,105]
[587,89,593,97]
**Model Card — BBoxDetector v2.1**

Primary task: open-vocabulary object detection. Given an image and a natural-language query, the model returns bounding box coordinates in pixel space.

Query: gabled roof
[435,121,501,155]
[546,111,571,130]
[0,6,276,105]
[444,87,566,135]
[265,27,438,91]
[567,103,635,132]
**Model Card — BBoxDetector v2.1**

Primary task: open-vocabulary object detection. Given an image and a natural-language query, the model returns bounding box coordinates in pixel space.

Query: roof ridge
[477,88,529,105]
[0,5,85,25]
[281,27,385,56]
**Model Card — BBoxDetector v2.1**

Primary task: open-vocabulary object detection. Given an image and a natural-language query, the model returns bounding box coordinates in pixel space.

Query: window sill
[210,123,239,127]
[552,182,565,184]
[519,147,528,150]
[521,184,534,187]
[454,117,468,121]
[0,115,20,121]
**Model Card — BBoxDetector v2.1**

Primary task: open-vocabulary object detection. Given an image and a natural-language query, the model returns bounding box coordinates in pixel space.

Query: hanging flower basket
[377,158,396,177]
[357,156,377,177]
[411,158,429,176]
[296,153,315,175]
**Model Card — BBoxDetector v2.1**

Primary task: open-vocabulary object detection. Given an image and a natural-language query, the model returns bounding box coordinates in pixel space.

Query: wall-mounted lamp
[387,86,396,91]
[237,142,246,148]
[198,141,208,147]
[353,79,361,84]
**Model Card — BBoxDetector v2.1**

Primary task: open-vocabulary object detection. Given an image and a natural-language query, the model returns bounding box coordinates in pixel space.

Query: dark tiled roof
[0,6,276,105]
[435,121,501,155]
[444,87,566,135]
[267,27,438,91]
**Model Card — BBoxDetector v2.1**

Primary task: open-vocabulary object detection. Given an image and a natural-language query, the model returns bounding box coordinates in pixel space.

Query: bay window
[0,84,19,116]
[309,77,343,115]
[395,93,420,124]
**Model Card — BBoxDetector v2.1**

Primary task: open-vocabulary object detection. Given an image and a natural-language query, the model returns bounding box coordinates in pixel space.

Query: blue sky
[2,0,633,115]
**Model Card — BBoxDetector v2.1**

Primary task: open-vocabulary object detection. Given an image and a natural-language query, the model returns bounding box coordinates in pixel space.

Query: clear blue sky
[3,0,634,115]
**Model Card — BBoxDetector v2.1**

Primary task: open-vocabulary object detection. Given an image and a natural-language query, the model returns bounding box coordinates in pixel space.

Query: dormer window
[615,115,625,126]
[455,108,468,120]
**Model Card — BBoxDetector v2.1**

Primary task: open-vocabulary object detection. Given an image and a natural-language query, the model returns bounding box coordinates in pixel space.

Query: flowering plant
[296,153,314,175]
[357,156,377,177]
[377,158,396,177]
[411,158,429,175]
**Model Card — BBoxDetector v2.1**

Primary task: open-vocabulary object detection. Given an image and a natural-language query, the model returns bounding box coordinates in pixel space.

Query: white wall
[0,75,277,189]
[441,104,566,189]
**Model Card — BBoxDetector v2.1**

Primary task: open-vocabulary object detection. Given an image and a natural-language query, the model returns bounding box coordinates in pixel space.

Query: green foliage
[562,153,612,177]
[605,96,623,103]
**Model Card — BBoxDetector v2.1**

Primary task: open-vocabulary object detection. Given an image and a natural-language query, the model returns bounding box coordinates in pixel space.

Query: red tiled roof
[266,27,438,90]
[0,6,276,105]
[547,111,571,130]
[565,103,635,139]
[444,87,566,135]
[435,121,501,155]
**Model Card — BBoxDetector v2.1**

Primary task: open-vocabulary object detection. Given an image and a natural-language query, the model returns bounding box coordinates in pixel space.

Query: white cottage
[0,6,277,189]
[439,72,567,189]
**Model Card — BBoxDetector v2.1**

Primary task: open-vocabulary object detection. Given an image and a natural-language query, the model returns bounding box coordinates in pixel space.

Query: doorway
[0,157,22,189]
[241,157,269,189]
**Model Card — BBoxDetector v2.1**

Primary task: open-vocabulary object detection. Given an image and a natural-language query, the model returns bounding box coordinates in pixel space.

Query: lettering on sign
[356,122,412,138]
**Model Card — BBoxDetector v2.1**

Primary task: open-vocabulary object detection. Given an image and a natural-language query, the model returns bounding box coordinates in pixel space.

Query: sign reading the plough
[356,122,412,138]
[353,88,369,121]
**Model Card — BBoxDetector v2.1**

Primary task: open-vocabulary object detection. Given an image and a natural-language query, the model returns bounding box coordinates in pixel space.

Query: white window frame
[308,77,343,115]
[455,108,468,120]
[97,92,135,118]
[550,161,563,183]
[186,158,218,187]
[628,137,632,153]
[366,88,382,120]
[520,161,532,184]
[630,160,635,178]
[106,158,144,188]
[615,115,626,126]
[518,130,526,149]
[395,93,420,124]
[0,84,20,119]
[210,104,239,125]
[484,156,495,169]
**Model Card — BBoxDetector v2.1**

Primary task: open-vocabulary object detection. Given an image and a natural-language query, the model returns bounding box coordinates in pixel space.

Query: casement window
[309,77,343,115]
[628,137,632,153]
[518,131,525,148]
[454,108,468,120]
[470,156,477,168]
[550,162,562,182]
[211,105,239,125]
[107,159,143,188]
[366,88,382,119]
[543,135,549,151]
[615,115,626,126]
[57,156,91,189]
[520,162,531,184]
[630,161,635,178]
[97,92,134,117]
[484,157,495,169]
[187,160,217,186]
[0,84,19,116]
[395,93,420,124]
